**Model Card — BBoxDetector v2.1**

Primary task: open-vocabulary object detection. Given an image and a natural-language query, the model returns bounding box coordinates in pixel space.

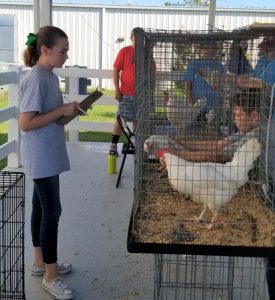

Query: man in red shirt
[110,28,136,156]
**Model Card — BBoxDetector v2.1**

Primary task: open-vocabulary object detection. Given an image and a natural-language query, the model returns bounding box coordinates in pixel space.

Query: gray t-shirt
[20,65,70,179]
[223,127,259,160]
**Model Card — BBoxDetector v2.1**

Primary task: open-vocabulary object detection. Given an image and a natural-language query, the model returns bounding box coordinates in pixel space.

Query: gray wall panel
[1,3,275,88]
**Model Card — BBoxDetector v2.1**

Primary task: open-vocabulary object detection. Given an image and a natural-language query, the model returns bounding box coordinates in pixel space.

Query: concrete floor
[19,142,154,300]
[8,139,270,300]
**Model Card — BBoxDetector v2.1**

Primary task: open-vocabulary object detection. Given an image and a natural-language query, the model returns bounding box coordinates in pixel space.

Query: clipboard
[56,90,103,125]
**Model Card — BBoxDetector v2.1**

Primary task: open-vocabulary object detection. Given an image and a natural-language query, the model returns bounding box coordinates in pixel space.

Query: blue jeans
[31,175,61,264]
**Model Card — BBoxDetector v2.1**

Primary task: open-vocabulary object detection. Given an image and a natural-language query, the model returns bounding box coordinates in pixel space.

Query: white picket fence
[0,64,113,168]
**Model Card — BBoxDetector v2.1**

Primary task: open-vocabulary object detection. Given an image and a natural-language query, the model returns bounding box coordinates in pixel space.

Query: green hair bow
[25,33,37,48]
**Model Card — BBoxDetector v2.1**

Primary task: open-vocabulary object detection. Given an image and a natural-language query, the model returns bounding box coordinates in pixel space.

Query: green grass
[79,131,127,143]
[80,105,117,122]
[94,88,114,97]
[0,91,121,169]
[0,89,8,103]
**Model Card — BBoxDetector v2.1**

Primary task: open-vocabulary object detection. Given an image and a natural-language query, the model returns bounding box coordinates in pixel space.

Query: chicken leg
[195,204,208,223]
[207,211,223,230]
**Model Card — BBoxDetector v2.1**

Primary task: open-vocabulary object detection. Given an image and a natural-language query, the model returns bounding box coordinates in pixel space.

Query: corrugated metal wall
[1,3,275,87]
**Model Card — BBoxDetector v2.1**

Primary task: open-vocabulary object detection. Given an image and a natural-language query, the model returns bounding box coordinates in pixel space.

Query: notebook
[56,90,103,125]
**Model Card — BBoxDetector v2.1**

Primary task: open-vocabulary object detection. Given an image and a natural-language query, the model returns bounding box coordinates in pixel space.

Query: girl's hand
[63,102,80,116]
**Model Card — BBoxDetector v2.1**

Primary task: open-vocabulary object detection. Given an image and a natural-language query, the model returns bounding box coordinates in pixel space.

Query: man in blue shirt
[228,40,252,75]
[181,42,225,112]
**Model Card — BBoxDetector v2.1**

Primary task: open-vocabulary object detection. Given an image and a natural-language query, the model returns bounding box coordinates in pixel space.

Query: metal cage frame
[0,171,25,300]
[128,28,275,256]
[154,254,269,300]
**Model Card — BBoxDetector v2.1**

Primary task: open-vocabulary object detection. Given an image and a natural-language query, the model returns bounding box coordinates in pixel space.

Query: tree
[165,0,209,6]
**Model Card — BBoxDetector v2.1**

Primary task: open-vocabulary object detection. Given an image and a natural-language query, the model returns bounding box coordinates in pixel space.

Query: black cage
[128,27,275,257]
[0,171,25,300]
[154,254,269,300]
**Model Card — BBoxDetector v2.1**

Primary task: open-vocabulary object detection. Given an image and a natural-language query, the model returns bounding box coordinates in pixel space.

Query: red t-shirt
[113,46,135,96]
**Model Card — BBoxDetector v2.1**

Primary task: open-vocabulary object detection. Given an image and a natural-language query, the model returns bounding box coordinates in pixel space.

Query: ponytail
[23,46,39,68]
[23,26,67,67]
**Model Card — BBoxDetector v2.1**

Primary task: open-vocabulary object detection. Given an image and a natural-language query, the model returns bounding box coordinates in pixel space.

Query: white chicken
[165,95,206,133]
[163,138,261,230]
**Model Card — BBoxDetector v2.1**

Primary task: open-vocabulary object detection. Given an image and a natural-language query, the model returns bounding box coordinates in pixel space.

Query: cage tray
[127,177,275,258]
[127,211,275,257]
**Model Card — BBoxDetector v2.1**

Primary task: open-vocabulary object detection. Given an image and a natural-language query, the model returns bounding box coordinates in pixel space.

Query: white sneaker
[31,262,72,276]
[42,277,73,300]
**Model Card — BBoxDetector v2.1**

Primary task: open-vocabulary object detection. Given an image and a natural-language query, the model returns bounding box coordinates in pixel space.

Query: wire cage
[0,171,25,300]
[128,26,275,257]
[154,254,270,300]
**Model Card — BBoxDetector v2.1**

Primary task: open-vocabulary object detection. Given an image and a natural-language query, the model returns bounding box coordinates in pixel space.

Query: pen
[63,95,88,115]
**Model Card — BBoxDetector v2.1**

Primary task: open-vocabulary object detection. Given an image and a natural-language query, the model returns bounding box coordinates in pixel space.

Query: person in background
[180,41,225,131]
[145,89,260,165]
[20,26,79,300]
[261,43,275,86]
[167,89,260,163]
[109,28,137,156]
[250,37,271,79]
[237,38,275,89]
[181,41,225,111]
[228,40,252,75]
[110,27,156,156]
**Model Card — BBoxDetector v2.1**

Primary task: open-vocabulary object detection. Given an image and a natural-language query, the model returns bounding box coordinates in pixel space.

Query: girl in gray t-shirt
[20,26,79,300]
